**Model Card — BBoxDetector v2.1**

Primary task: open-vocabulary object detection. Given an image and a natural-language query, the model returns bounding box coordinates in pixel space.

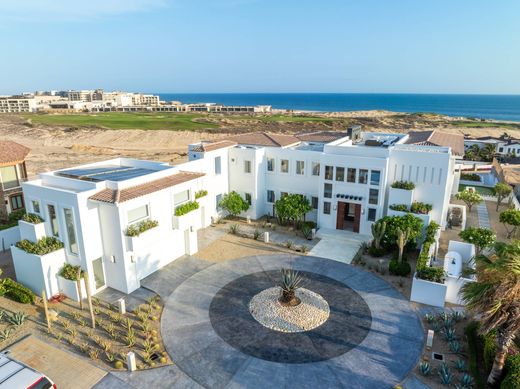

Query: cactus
[396,227,410,263]
[439,363,454,385]
[419,361,431,376]
[371,220,386,250]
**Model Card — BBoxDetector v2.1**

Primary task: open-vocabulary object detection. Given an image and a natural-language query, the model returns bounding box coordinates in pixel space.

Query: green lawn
[24,112,219,131]
[231,114,339,123]
[451,120,520,130]
[459,184,495,196]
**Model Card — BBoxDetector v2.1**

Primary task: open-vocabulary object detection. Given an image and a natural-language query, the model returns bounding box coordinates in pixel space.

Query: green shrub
[389,204,409,212]
[174,201,199,217]
[8,209,26,223]
[465,321,486,389]
[380,214,423,250]
[301,221,316,229]
[424,221,440,244]
[482,331,497,372]
[1,278,35,304]
[125,219,159,237]
[391,181,415,190]
[368,245,386,257]
[21,213,44,224]
[59,263,84,280]
[389,259,411,276]
[15,236,64,255]
[410,201,432,214]
[502,355,520,389]
[195,190,208,199]
[301,224,313,240]
[461,173,481,182]
[416,267,446,283]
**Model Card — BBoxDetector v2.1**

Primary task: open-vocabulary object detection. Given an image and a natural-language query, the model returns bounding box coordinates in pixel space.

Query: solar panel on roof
[57,166,156,182]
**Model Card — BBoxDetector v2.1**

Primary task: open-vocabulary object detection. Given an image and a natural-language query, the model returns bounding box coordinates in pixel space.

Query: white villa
[10,129,463,298]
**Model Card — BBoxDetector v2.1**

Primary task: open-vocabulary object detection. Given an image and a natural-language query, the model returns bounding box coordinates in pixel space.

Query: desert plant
[453,358,467,372]
[444,327,457,342]
[0,328,12,341]
[371,220,386,251]
[253,229,261,240]
[459,373,474,388]
[285,240,294,249]
[456,189,482,213]
[419,361,431,376]
[279,268,303,306]
[301,224,313,240]
[229,224,240,235]
[300,245,309,254]
[105,351,115,362]
[389,259,411,277]
[114,360,124,369]
[88,348,100,360]
[8,311,27,326]
[125,328,136,347]
[451,311,465,322]
[438,363,454,385]
[494,182,512,211]
[80,342,89,353]
[122,318,133,330]
[396,227,410,263]
[424,313,435,323]
[449,340,462,354]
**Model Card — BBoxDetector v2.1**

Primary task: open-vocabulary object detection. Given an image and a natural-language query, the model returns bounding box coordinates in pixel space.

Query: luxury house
[0,141,30,221]
[11,129,462,298]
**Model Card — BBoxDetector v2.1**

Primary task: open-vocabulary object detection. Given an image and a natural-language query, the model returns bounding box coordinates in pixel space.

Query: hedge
[391,181,415,190]
[175,201,199,216]
[15,237,64,255]
[0,208,26,231]
[125,219,159,237]
[389,204,408,212]
[1,278,36,304]
[415,221,443,282]
[502,355,520,389]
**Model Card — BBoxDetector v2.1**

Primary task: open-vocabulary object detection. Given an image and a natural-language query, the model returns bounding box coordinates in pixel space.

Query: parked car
[0,351,56,388]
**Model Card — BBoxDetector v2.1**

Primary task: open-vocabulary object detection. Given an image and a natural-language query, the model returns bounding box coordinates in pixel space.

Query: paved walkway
[309,228,370,264]
[157,254,423,388]
[476,202,491,228]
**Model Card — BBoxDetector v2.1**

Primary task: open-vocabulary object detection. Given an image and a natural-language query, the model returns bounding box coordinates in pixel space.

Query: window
[31,200,40,214]
[499,147,504,152]
[245,193,252,205]
[367,208,377,222]
[0,166,19,189]
[369,189,379,205]
[325,165,333,180]
[347,168,356,183]
[335,167,344,181]
[267,190,275,203]
[323,202,331,215]
[63,208,78,255]
[281,191,288,198]
[244,160,252,174]
[358,169,368,184]
[312,162,320,176]
[174,190,190,206]
[48,204,59,236]
[214,156,221,175]
[10,195,23,210]
[280,159,289,173]
[127,204,149,225]
[324,183,333,198]
[267,158,274,172]
[216,194,223,210]
[370,170,381,185]
[311,196,319,209]
[296,161,305,175]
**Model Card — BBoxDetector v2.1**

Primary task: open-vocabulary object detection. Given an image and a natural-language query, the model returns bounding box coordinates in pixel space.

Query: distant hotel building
[0,96,37,113]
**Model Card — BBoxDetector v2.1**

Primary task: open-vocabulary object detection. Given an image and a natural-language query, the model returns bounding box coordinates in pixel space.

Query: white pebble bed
[249,287,330,333]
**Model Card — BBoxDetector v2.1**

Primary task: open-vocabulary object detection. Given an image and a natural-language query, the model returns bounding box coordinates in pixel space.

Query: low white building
[0,96,37,113]
[12,130,461,297]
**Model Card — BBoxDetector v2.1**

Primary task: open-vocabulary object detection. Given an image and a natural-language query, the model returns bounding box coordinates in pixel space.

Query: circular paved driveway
[161,255,424,389]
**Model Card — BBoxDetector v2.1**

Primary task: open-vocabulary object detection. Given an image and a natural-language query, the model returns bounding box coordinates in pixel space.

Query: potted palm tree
[460,241,520,386]
[279,268,303,307]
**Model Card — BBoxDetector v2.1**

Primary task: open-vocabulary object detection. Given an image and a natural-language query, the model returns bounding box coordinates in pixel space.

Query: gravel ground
[249,287,329,333]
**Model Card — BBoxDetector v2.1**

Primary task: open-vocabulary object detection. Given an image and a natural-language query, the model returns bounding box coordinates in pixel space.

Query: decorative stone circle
[249,287,330,333]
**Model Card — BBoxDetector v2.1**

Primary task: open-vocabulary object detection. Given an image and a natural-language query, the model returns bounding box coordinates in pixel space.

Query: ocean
[156,93,520,122]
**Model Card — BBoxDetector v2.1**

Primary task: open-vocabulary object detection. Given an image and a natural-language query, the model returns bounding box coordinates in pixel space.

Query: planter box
[388,187,414,207]
[125,226,159,252]
[58,275,87,302]
[173,208,201,231]
[0,226,20,250]
[18,220,46,242]
[10,246,66,298]
[410,272,447,308]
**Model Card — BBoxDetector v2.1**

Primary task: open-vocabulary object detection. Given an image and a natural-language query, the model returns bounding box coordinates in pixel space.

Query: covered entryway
[336,202,361,233]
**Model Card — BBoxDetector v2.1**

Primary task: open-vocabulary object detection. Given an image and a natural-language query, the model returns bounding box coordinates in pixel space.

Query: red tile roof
[296,131,347,142]
[406,130,464,156]
[89,171,205,204]
[0,141,30,167]
[191,140,237,152]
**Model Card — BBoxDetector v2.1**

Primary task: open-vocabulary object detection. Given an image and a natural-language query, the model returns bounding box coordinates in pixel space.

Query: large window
[244,160,252,174]
[127,204,149,225]
[63,208,78,255]
[369,189,379,205]
[31,200,41,214]
[311,196,319,210]
[335,167,344,181]
[296,161,305,175]
[10,195,23,210]
[174,190,190,206]
[370,170,381,186]
[358,169,368,184]
[267,190,275,203]
[312,162,320,176]
[347,168,356,183]
[267,158,274,172]
[0,166,19,189]
[47,204,59,236]
[367,208,377,222]
[324,183,333,198]
[214,156,221,175]
[325,166,333,180]
[280,159,289,173]
[245,193,252,206]
[323,202,331,215]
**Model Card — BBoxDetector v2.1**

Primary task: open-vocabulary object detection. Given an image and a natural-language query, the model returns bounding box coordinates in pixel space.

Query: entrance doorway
[336,202,361,233]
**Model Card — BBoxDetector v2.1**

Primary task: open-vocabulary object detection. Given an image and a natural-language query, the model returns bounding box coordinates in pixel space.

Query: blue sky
[0,0,519,94]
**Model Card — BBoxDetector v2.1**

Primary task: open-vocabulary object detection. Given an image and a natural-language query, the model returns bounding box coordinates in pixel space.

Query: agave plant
[0,328,12,341]
[419,361,431,376]
[449,340,462,354]
[424,313,435,324]
[459,373,474,387]
[443,327,457,342]
[279,268,303,306]
[451,311,465,322]
[453,358,467,372]
[8,312,27,326]
[439,363,454,385]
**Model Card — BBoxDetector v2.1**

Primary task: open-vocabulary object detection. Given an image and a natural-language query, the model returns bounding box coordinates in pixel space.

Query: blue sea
[156,93,520,122]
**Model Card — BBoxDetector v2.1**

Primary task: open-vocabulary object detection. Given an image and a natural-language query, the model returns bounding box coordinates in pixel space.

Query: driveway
[309,228,370,264]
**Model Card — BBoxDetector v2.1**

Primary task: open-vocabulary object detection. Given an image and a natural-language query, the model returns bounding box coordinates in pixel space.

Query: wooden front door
[336,202,346,230]
[353,204,361,233]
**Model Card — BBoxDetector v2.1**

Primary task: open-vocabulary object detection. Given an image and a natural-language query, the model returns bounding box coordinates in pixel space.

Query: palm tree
[460,242,520,385]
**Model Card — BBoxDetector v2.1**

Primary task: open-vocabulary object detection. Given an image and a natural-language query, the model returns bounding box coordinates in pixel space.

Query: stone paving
[158,254,424,388]
[476,202,491,228]
[309,228,370,264]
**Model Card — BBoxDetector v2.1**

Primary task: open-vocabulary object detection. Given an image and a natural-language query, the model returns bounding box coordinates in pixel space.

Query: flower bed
[174,201,199,216]
[16,236,64,255]
[195,190,208,199]
[389,204,408,212]
[391,181,415,190]
[21,213,44,224]
[410,201,432,215]
[125,220,159,237]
